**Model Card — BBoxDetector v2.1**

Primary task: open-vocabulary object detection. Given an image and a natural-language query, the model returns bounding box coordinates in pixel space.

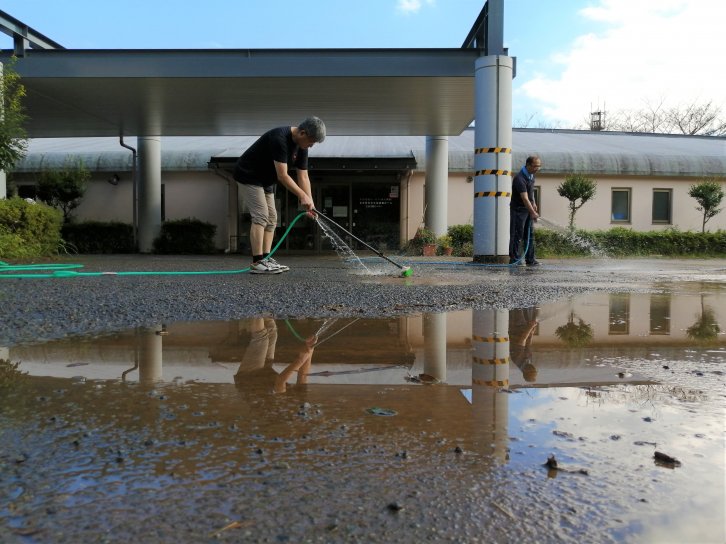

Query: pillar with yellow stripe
[470,308,509,462]
[473,55,513,263]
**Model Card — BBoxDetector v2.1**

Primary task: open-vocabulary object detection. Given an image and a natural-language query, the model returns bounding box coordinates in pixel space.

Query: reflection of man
[509,307,539,382]
[234,318,316,393]
[234,318,278,387]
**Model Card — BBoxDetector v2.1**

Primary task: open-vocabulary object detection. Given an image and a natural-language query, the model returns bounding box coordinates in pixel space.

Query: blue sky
[3,0,724,129]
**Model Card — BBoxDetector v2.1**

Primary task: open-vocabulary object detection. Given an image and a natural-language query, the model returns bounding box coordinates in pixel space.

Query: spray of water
[537,217,610,259]
[315,217,372,274]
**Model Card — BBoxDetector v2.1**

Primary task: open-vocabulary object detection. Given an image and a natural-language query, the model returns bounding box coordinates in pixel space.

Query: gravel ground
[2,254,725,346]
[2,254,725,543]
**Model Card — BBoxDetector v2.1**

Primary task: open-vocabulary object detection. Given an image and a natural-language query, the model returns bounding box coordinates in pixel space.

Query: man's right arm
[274,161,314,210]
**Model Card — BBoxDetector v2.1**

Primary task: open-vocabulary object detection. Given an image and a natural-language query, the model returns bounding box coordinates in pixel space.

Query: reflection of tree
[555,312,594,348]
[0,358,26,392]
[686,299,721,342]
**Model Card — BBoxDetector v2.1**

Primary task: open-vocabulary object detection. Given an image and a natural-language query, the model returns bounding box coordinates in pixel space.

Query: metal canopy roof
[2,48,480,138]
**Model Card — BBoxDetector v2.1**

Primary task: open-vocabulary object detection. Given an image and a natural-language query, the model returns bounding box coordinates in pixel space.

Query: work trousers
[509,207,535,263]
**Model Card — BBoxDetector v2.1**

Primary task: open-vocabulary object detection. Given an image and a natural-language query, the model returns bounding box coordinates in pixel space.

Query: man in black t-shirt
[233,117,326,274]
[509,155,541,266]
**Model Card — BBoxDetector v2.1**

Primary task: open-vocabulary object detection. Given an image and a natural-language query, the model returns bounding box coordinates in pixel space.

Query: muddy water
[1,289,724,543]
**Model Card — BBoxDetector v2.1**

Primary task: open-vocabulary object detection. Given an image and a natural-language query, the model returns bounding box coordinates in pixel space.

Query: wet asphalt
[2,254,725,346]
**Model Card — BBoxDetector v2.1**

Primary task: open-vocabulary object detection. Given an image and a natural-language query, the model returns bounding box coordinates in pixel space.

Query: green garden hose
[0,211,309,279]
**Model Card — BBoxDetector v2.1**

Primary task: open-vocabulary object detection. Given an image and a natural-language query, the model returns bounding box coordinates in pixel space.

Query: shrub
[458,241,474,257]
[447,224,474,254]
[61,221,134,254]
[0,197,62,259]
[153,218,217,254]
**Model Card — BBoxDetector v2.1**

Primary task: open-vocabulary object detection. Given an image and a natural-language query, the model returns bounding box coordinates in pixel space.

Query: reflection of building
[535,292,725,346]
[11,290,722,389]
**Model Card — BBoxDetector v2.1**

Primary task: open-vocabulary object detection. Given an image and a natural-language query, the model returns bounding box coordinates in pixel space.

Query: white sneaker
[250,261,283,274]
[265,257,289,272]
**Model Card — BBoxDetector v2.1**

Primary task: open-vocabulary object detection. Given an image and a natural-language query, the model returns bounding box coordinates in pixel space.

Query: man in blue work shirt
[509,156,541,265]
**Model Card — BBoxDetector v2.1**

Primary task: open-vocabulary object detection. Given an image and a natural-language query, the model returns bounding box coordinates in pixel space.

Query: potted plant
[412,227,437,256]
[437,234,454,256]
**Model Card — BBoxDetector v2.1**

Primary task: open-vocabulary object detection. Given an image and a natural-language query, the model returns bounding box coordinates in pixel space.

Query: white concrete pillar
[424,136,449,237]
[137,136,162,253]
[423,312,447,382]
[473,55,513,263]
[471,308,510,461]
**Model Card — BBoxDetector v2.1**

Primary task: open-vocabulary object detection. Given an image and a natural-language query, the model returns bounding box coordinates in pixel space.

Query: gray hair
[298,117,326,143]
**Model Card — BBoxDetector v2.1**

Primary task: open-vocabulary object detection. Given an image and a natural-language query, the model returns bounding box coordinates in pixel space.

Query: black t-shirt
[233,127,308,191]
[511,167,534,208]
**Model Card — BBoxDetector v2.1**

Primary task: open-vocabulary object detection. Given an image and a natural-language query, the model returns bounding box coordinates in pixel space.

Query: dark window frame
[611,188,631,224]
[652,188,672,224]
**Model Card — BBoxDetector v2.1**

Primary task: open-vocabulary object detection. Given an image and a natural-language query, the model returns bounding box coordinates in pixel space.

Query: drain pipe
[119,136,138,250]
[212,165,236,253]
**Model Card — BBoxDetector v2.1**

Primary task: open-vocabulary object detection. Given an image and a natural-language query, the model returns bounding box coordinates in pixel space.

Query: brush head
[401,266,413,277]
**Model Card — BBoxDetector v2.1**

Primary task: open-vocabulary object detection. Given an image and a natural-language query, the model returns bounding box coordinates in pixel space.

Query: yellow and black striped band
[475,169,512,176]
[472,335,509,343]
[474,191,511,198]
[473,356,510,365]
[473,378,510,387]
[474,147,512,154]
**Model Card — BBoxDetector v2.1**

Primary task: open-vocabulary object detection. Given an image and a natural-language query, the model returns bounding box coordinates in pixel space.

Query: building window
[652,189,672,224]
[17,184,37,199]
[608,294,630,335]
[161,184,166,222]
[649,294,671,335]
[611,188,631,223]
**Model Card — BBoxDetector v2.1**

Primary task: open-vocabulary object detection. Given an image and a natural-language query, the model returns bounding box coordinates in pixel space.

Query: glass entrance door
[317,184,351,250]
[277,178,400,253]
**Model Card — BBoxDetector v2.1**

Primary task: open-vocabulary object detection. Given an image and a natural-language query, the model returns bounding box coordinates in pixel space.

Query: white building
[12,128,726,253]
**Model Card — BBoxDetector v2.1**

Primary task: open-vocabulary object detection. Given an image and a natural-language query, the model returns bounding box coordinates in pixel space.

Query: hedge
[61,221,135,254]
[153,218,218,254]
[0,197,63,259]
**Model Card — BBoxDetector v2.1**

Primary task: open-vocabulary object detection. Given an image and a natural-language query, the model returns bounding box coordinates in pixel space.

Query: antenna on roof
[590,102,606,131]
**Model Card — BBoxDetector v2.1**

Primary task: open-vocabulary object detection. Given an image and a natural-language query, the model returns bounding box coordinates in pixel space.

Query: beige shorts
[239,183,277,232]
[236,318,278,375]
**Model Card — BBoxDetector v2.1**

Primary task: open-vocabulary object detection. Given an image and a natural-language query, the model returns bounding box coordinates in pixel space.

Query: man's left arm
[297,168,312,200]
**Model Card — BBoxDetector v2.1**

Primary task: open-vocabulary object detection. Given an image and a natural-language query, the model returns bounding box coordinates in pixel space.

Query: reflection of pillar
[0,346,8,360]
[137,326,163,384]
[471,308,509,461]
[423,312,447,382]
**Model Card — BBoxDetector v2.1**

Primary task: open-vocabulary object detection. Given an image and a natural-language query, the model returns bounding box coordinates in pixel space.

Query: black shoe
[526,260,540,266]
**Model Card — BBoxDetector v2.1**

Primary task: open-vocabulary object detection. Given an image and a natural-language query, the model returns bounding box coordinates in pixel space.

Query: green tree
[688,178,724,233]
[556,174,597,229]
[0,58,28,188]
[555,312,594,348]
[36,159,90,223]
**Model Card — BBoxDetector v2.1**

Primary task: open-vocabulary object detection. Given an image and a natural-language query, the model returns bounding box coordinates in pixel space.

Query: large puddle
[1,289,724,542]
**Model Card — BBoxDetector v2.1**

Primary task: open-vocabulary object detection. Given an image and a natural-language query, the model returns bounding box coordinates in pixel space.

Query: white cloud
[520,0,726,126]
[396,0,434,15]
